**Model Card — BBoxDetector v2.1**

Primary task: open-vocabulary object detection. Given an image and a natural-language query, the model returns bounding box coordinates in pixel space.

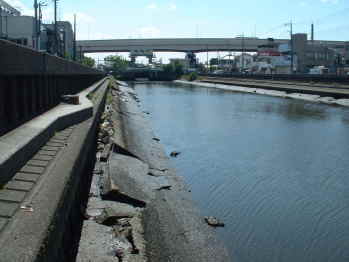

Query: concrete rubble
[77,79,230,262]
[77,81,147,262]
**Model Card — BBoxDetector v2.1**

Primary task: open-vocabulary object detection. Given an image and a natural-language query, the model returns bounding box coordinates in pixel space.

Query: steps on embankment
[0,77,110,262]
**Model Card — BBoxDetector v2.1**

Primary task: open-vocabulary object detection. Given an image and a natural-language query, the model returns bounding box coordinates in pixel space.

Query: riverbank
[77,79,230,261]
[133,81,349,262]
[175,79,349,107]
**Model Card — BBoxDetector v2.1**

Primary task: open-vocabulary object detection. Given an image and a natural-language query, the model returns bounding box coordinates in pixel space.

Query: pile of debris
[77,88,147,262]
[97,105,114,162]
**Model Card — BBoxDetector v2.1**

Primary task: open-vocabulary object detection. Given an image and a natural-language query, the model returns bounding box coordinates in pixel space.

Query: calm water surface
[132,82,349,262]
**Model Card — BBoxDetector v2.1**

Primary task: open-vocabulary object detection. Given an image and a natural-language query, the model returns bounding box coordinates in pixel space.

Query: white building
[235,53,254,71]
[0,0,38,48]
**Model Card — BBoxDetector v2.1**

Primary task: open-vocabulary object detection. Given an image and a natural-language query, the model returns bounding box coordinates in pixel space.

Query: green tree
[161,62,184,79]
[173,61,184,77]
[104,55,129,74]
[81,56,96,68]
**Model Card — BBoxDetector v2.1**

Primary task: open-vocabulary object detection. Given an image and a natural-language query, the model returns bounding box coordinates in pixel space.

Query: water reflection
[134,82,349,262]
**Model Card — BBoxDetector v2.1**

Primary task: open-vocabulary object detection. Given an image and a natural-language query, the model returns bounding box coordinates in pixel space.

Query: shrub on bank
[188,72,198,81]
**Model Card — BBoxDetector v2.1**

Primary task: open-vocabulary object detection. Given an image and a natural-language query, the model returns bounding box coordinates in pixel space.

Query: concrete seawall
[0,77,110,261]
[0,77,230,261]
[176,80,349,107]
[77,80,230,261]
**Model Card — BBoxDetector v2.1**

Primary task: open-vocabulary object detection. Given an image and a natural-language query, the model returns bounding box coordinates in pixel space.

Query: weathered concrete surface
[77,89,148,262]
[86,197,140,219]
[0,78,110,262]
[77,221,120,262]
[175,79,349,107]
[0,77,109,186]
[198,77,349,98]
[111,82,231,262]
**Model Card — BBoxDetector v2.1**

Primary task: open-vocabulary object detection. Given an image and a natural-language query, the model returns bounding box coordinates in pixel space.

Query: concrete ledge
[0,79,110,262]
[0,77,109,186]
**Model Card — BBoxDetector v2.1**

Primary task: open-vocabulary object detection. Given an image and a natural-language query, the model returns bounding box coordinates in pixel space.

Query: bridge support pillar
[130,56,136,64]
[185,52,197,68]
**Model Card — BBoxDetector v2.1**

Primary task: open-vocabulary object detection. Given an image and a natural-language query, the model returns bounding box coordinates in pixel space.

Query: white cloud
[169,3,177,11]
[146,3,158,9]
[10,0,33,16]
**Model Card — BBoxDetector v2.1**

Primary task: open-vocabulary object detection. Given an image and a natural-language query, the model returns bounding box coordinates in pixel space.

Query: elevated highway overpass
[77,38,348,53]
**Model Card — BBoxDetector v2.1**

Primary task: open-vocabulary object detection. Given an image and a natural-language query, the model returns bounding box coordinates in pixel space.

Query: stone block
[37,150,57,157]
[41,146,60,152]
[0,201,19,217]
[6,181,34,192]
[13,172,40,182]
[0,189,26,203]
[27,159,49,167]
[46,142,64,148]
[20,165,45,175]
[32,154,54,161]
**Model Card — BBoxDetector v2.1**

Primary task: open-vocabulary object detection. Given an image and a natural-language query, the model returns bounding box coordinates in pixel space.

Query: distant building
[291,34,336,73]
[235,53,254,72]
[0,0,36,47]
[1,16,37,48]
[0,0,40,49]
[0,0,20,17]
[0,0,74,58]
[42,21,74,58]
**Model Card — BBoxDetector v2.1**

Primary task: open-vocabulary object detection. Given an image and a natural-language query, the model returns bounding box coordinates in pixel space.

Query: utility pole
[37,1,46,51]
[0,6,3,39]
[242,33,245,72]
[73,14,77,61]
[34,0,38,49]
[311,23,315,67]
[289,20,294,74]
[53,0,58,55]
[206,45,209,72]
[237,34,245,72]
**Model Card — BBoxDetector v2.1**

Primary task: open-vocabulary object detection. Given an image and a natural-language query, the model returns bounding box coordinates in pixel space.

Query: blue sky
[11,0,349,63]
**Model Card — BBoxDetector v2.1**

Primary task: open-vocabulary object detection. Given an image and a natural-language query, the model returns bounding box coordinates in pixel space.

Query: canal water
[132,82,349,262]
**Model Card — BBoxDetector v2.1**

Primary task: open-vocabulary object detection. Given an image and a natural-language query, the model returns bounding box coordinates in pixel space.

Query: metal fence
[0,40,105,136]
[200,73,349,84]
[0,74,102,136]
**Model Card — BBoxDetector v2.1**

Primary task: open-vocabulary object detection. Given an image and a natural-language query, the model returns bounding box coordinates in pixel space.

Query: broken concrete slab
[77,221,120,262]
[86,197,140,221]
[102,154,150,206]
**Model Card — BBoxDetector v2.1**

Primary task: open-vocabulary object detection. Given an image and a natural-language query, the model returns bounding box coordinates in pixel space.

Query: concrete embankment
[77,80,230,262]
[0,77,110,262]
[176,79,349,107]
